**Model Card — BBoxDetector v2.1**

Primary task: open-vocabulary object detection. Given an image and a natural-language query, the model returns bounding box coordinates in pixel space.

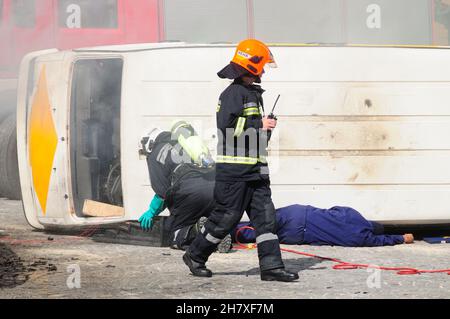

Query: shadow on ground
[384,224,450,240]
[213,257,324,277]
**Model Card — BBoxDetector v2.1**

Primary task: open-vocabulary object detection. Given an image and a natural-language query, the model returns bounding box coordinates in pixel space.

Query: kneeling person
[138,121,217,250]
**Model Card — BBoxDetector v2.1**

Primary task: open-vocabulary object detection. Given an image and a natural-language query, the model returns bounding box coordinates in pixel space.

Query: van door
[69,58,124,218]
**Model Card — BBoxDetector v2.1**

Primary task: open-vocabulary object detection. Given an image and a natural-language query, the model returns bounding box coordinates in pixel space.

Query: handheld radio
[268,94,280,120]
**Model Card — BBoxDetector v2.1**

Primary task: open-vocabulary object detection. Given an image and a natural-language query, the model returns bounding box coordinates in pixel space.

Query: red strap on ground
[234,226,450,275]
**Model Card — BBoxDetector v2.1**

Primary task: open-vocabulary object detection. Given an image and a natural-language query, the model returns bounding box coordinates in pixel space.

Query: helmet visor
[267,50,277,68]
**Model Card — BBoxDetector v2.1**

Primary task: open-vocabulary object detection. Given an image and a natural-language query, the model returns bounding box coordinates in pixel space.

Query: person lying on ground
[233,204,414,247]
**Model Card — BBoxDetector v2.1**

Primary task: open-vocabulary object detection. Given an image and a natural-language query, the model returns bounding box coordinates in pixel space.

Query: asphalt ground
[1,198,449,299]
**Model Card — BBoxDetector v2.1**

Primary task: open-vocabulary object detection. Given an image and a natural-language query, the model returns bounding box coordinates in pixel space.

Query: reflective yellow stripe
[242,107,260,116]
[216,155,258,165]
[216,104,221,112]
[216,155,267,165]
[234,117,246,137]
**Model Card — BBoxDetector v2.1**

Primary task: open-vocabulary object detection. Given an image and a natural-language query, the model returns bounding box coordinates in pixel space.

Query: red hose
[234,226,450,276]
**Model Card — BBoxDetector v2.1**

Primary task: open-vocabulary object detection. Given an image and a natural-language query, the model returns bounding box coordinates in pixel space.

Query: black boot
[260,268,299,282]
[183,252,213,277]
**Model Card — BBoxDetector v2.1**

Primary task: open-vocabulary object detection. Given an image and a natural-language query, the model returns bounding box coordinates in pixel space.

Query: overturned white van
[16,42,450,229]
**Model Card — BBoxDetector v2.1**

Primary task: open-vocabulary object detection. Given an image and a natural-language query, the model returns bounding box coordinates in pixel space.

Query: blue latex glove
[138,194,165,230]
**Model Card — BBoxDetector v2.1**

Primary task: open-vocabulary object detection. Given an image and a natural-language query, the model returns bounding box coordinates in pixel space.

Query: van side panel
[20,45,450,226]
[121,46,450,224]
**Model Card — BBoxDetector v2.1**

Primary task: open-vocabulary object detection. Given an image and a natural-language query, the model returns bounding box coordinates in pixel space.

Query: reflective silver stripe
[256,233,279,244]
[244,102,258,108]
[205,233,222,244]
[234,117,246,137]
[174,229,181,240]
[201,226,206,234]
[157,144,172,164]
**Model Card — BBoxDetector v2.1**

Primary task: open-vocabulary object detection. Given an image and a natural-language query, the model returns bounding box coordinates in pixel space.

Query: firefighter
[138,121,231,251]
[183,39,299,282]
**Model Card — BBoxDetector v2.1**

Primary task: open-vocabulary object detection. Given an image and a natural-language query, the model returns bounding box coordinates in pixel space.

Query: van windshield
[70,58,123,217]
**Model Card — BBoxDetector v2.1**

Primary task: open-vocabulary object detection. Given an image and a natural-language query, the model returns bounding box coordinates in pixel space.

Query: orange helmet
[231,39,277,76]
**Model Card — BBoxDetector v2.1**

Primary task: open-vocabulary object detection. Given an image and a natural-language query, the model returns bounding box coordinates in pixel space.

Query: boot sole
[217,234,232,253]
[260,275,299,282]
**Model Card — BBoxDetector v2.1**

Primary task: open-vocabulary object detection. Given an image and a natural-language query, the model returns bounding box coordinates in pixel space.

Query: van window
[58,0,118,29]
[253,0,432,45]
[434,0,450,45]
[164,0,247,43]
[13,0,36,28]
[70,58,123,216]
[345,0,432,45]
[253,0,343,43]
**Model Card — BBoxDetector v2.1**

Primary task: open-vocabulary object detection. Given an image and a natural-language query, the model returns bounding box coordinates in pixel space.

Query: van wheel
[0,114,21,200]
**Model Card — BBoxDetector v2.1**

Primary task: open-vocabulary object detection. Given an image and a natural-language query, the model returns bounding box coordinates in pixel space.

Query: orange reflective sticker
[29,66,58,215]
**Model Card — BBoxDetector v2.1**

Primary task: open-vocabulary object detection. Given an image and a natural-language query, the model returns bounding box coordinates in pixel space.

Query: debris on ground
[0,243,28,288]
[0,243,57,289]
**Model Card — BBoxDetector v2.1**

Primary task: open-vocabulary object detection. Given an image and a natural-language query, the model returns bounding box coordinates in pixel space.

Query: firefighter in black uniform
[138,121,223,250]
[183,39,299,282]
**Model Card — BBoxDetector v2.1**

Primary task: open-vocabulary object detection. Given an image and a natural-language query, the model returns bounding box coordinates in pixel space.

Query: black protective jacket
[146,132,215,210]
[146,132,178,199]
[215,79,269,181]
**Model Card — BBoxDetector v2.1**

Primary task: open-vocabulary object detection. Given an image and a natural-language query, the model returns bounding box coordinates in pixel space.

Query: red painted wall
[0,0,159,79]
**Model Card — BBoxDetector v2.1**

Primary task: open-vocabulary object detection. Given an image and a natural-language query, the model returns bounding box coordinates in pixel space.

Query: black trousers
[166,172,215,249]
[188,179,284,271]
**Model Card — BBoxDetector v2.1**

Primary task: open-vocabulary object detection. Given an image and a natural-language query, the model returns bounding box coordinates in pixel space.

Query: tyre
[0,113,21,200]
[0,90,17,123]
